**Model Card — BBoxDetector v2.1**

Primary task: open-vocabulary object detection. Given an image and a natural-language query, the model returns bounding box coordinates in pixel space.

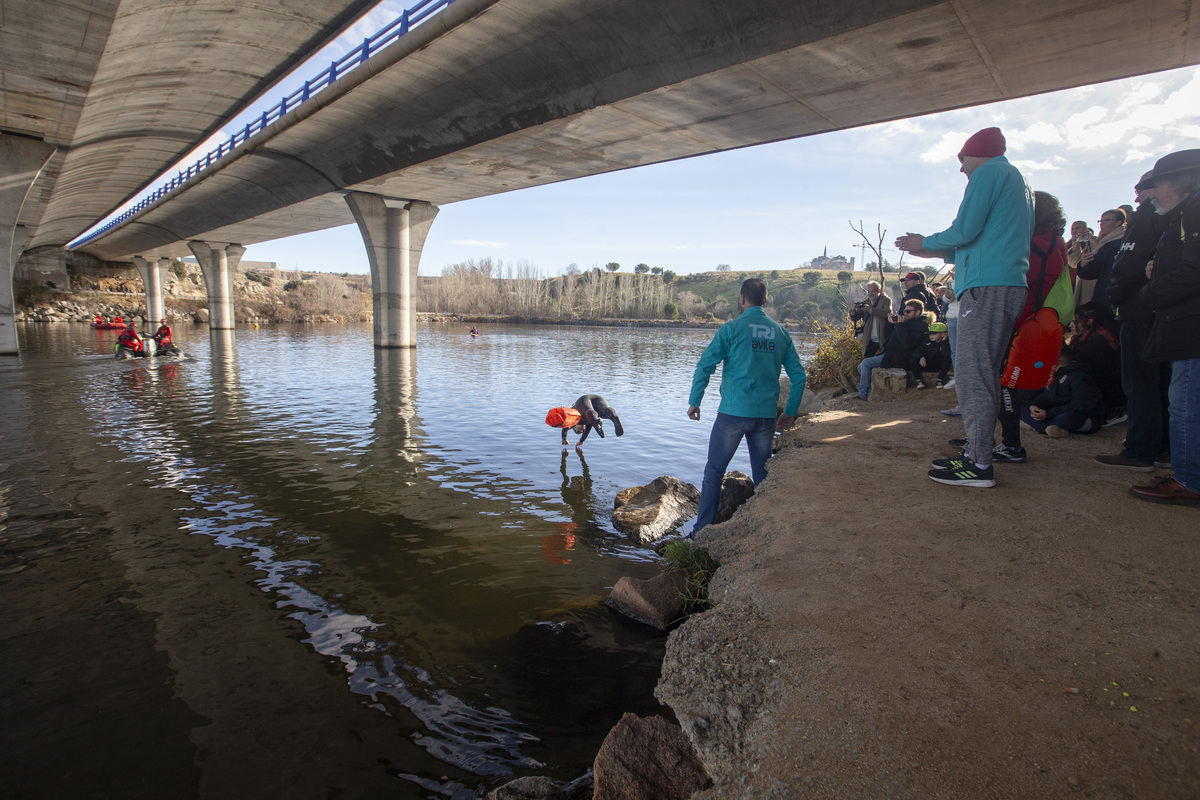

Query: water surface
[0,321,778,798]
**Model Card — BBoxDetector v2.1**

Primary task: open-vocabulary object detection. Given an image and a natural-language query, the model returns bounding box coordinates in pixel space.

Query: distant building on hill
[807,247,854,271]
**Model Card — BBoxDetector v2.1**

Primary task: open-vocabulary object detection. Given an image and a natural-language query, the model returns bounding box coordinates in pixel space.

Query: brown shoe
[1129,477,1200,506]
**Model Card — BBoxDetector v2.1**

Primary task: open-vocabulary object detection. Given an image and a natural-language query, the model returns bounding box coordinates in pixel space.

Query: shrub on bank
[806,321,862,394]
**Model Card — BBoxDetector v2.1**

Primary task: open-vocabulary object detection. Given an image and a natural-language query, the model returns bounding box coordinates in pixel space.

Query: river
[0,320,799,799]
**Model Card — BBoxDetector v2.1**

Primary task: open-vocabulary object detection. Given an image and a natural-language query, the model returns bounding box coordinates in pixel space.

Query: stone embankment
[656,389,1200,799]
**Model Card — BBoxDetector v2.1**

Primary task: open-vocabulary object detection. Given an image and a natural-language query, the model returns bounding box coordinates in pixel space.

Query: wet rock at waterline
[606,569,689,630]
[713,470,754,526]
[486,772,593,800]
[592,713,711,800]
[612,476,699,543]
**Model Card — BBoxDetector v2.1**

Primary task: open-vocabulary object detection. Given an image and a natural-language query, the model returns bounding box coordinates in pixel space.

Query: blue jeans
[1168,357,1200,493]
[692,413,775,535]
[857,354,884,399]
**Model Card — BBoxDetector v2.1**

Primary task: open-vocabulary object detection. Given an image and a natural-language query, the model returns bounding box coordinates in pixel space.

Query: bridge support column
[188,242,246,329]
[1,134,57,355]
[131,255,170,324]
[345,193,438,348]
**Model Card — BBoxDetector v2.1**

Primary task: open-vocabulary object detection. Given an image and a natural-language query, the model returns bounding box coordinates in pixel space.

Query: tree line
[417,258,681,319]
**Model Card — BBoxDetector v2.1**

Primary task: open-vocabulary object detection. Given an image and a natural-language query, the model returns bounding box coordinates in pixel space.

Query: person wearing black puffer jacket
[856,299,929,400]
[1097,175,1171,472]
[1128,150,1200,506]
[1020,351,1105,437]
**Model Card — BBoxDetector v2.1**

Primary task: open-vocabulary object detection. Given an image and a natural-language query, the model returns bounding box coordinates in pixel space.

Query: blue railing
[73,0,456,247]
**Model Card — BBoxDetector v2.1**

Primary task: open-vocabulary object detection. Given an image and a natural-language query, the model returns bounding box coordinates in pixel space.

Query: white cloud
[920,131,969,163]
[1005,121,1064,151]
[1009,159,1061,173]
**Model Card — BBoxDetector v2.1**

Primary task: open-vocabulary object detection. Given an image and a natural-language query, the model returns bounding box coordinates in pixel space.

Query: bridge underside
[79,0,1199,262]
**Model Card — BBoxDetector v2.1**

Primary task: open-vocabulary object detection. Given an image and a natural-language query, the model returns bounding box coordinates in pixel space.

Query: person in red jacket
[116,322,145,355]
[152,319,174,353]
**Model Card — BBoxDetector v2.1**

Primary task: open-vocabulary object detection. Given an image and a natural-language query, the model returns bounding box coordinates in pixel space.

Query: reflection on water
[0,321,787,798]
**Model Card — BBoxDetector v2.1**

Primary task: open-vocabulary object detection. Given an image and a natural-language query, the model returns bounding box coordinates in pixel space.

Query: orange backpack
[545,407,582,428]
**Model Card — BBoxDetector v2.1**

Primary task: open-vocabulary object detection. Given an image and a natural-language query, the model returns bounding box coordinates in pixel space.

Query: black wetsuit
[562,394,625,445]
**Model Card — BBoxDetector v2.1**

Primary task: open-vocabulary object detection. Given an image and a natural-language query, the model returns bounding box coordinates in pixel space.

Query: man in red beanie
[896,127,1034,487]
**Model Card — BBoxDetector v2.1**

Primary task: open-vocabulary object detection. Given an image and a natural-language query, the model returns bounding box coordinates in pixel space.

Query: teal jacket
[689,305,806,417]
[923,155,1034,295]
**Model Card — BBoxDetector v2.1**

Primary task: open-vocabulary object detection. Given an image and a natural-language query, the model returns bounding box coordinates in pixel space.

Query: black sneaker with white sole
[991,445,1027,463]
[928,461,995,487]
[931,455,968,469]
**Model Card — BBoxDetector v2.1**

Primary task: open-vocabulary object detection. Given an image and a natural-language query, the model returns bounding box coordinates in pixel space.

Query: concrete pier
[131,255,170,325]
[188,242,246,330]
[345,193,438,348]
[1,134,57,355]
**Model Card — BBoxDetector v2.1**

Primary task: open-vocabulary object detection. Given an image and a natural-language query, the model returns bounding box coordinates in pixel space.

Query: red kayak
[92,322,125,329]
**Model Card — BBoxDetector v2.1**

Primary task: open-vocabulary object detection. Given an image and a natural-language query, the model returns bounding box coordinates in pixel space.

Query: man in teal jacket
[687,278,806,535]
[897,126,1033,487]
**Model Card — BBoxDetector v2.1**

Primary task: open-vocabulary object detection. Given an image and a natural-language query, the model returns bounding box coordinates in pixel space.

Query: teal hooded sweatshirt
[923,155,1034,295]
[689,305,806,418]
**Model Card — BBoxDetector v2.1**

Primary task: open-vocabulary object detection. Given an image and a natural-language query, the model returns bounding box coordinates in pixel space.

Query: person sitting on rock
[857,299,929,400]
[1020,350,1105,438]
[1069,302,1126,426]
[912,322,952,389]
[546,394,624,447]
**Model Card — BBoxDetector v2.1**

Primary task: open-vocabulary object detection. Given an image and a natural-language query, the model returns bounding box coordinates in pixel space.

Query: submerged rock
[606,569,689,629]
[592,713,710,800]
[486,772,593,800]
[612,476,700,543]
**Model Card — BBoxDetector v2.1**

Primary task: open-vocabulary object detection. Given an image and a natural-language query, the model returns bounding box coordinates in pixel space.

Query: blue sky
[241,63,1199,277]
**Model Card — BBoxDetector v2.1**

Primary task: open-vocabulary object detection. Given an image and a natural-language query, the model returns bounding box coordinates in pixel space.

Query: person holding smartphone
[1066,220,1097,294]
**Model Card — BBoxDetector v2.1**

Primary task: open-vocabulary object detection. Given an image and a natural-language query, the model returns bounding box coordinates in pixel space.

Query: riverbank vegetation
[22,255,925,332]
[418,257,904,325]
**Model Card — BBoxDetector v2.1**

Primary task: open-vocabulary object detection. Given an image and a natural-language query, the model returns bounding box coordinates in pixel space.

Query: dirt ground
[657,387,1199,799]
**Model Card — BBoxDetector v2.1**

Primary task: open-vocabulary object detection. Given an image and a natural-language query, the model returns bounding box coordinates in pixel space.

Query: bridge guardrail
[72,0,456,248]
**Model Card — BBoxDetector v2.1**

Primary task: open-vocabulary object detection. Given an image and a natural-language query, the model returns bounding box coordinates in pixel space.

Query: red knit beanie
[958,127,1006,158]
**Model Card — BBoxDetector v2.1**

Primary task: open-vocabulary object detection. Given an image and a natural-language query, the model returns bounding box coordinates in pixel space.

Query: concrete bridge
[4,0,1198,353]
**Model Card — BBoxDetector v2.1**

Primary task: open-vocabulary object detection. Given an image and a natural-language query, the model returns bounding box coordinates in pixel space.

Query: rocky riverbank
[656,388,1199,799]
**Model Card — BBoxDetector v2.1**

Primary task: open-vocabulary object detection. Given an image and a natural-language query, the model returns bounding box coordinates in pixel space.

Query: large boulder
[713,471,754,525]
[612,476,700,543]
[193,308,210,323]
[606,569,689,629]
[869,367,909,401]
[593,713,710,800]
[485,773,592,800]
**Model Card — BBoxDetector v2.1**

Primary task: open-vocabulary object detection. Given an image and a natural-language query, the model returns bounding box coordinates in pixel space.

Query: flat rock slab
[612,476,700,543]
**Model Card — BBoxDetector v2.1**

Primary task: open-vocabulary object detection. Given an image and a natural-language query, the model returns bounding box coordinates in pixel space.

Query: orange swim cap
[545,407,582,428]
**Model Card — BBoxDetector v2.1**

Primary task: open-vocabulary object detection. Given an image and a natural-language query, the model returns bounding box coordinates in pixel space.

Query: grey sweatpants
[956,285,1027,468]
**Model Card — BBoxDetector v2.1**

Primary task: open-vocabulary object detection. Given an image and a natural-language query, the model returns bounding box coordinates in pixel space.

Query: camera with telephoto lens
[850,300,870,321]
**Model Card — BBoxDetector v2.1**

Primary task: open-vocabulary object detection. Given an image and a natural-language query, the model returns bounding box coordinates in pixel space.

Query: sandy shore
[656,387,1199,799]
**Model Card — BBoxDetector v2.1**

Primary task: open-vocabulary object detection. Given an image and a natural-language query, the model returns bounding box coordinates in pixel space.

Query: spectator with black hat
[1127,149,1200,506]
